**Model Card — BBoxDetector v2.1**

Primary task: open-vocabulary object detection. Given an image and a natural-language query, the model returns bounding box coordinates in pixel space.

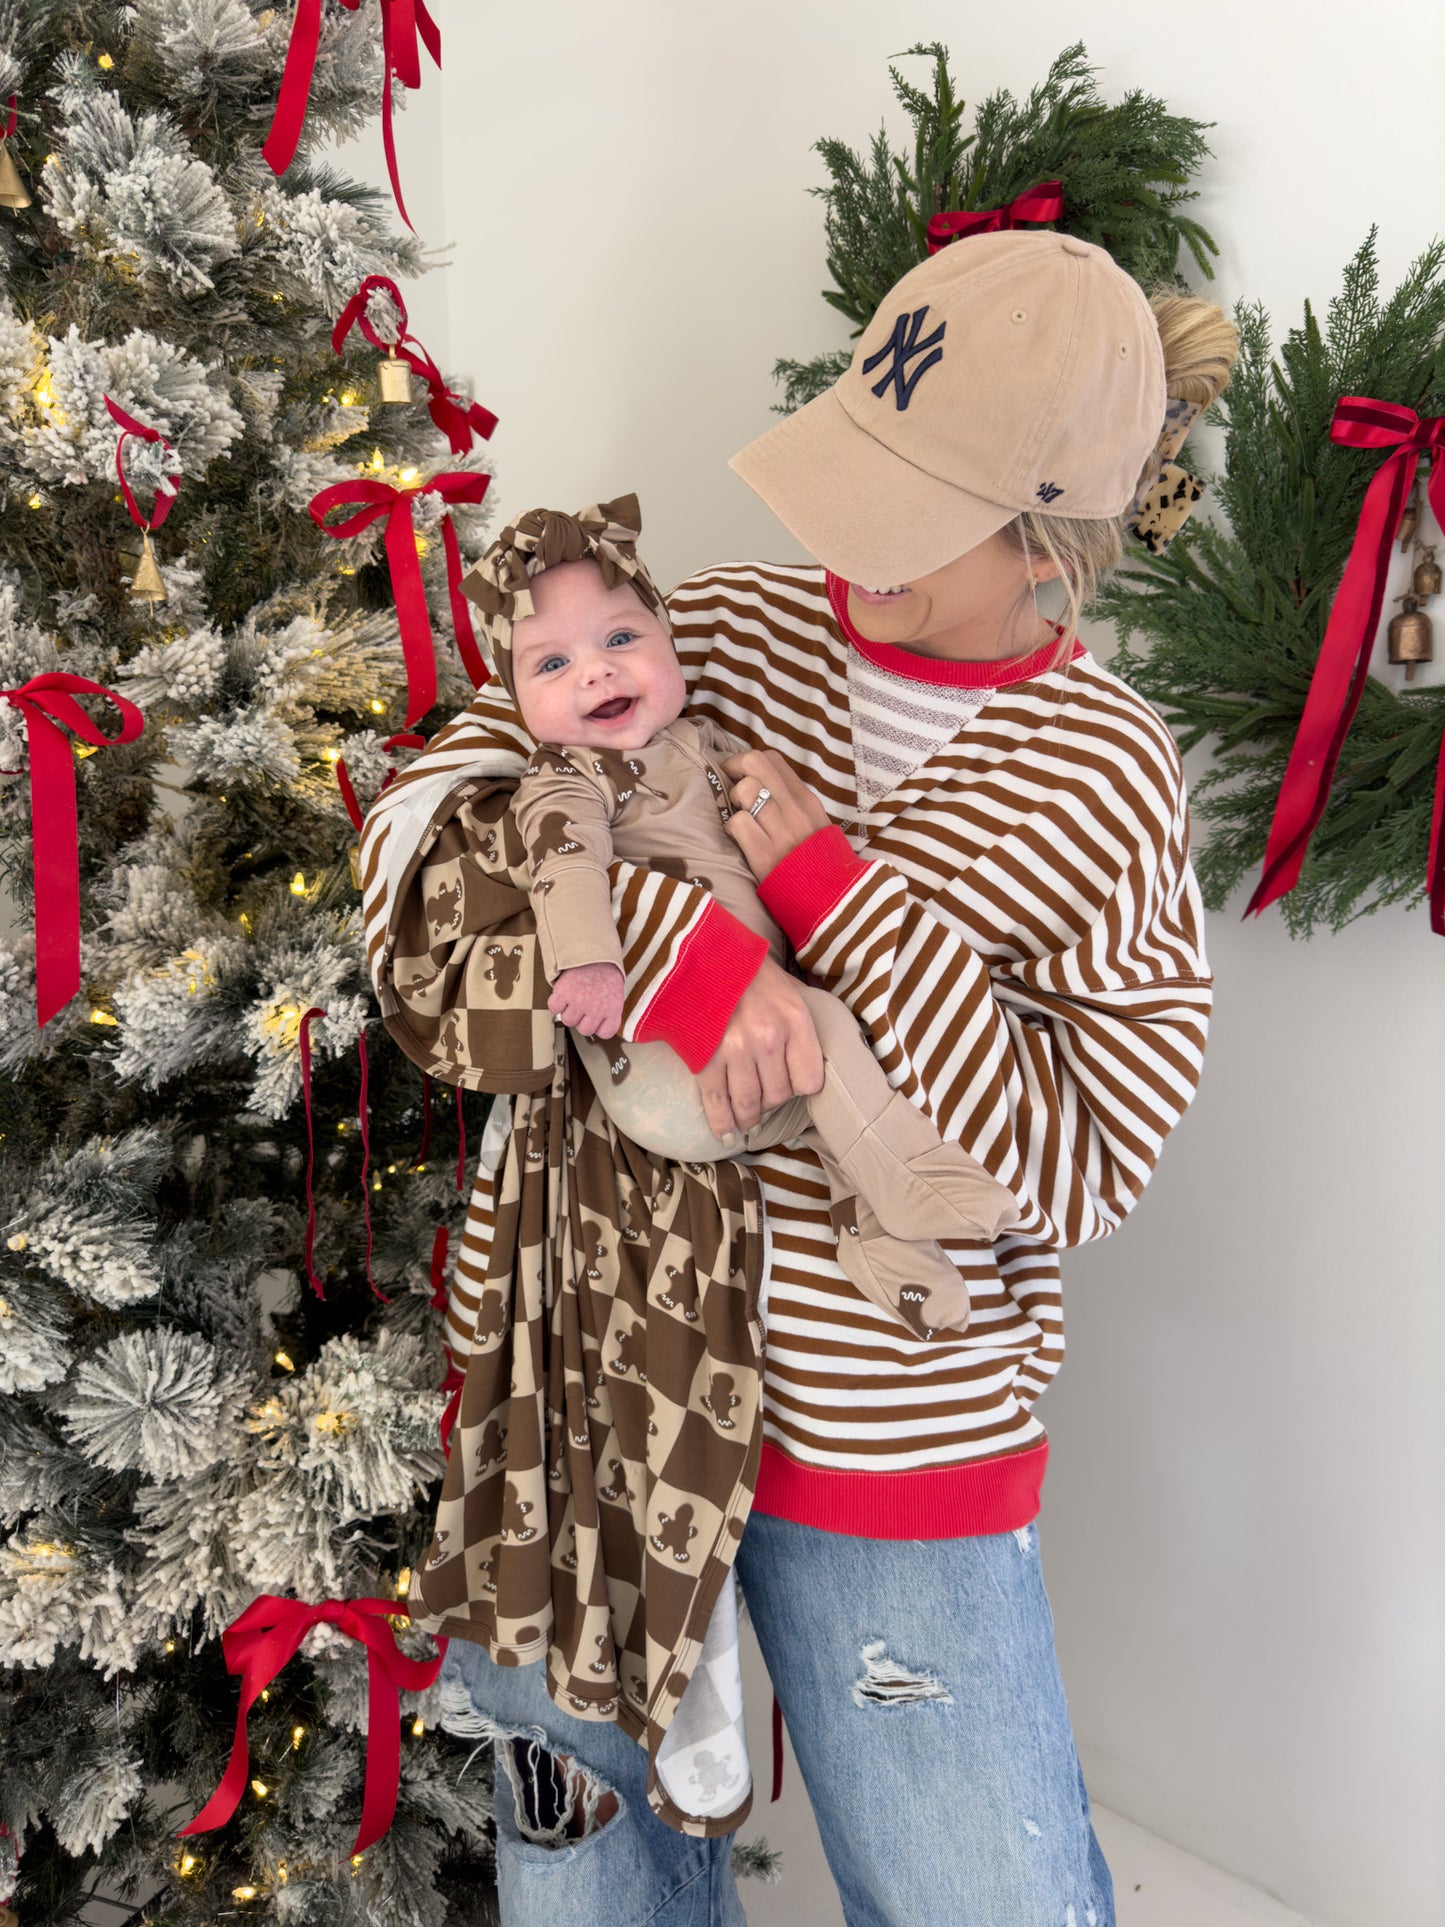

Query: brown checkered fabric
[362,762,766,1836]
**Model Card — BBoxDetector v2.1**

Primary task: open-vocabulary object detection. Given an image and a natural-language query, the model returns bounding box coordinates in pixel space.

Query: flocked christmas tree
[0,4,500,1922]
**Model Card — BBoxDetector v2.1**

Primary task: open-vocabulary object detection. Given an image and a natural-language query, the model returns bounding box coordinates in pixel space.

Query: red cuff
[632,898,769,1073]
[756,824,871,952]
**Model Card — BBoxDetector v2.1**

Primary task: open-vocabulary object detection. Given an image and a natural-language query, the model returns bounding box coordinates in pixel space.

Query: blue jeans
[439,1510,1115,1927]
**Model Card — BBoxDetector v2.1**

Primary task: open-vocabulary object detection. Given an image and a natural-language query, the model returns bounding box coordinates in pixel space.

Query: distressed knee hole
[1014,1524,1036,1555]
[507,1734,620,1848]
[852,1638,954,1708]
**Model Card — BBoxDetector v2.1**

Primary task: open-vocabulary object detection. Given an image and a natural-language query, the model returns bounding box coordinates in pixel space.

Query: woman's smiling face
[846,527,1062,661]
[510,560,685,749]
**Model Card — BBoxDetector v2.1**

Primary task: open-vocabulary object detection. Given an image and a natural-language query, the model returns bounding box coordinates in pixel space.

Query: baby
[460,496,1021,1340]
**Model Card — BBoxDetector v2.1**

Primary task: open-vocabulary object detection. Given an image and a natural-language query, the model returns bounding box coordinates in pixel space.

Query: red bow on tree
[263,0,440,231]
[309,471,490,725]
[332,275,498,456]
[0,675,145,1025]
[925,180,1064,255]
[1244,396,1445,935]
[180,1594,446,1857]
[104,392,181,536]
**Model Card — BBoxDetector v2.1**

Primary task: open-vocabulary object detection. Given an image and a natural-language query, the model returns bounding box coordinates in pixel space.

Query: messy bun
[1002,286,1240,670]
[1149,288,1239,410]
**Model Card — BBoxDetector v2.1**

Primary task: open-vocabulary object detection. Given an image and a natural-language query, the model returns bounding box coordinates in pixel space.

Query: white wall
[353,6,1445,1921]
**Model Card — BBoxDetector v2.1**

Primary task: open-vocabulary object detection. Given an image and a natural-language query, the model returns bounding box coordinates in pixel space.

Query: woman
[405,231,1234,1924]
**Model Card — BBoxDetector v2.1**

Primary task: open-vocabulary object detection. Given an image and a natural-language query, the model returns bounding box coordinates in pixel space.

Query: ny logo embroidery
[1036,481,1065,503]
[862,306,946,410]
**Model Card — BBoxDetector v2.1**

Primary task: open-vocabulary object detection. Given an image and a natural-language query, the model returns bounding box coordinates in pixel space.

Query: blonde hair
[1002,288,1240,670]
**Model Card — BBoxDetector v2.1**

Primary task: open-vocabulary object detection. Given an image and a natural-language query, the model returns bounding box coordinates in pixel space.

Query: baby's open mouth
[587,696,634,721]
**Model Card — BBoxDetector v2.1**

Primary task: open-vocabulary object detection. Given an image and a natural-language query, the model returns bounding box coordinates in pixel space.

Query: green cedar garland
[1099,230,1445,937]
[774,42,1219,413]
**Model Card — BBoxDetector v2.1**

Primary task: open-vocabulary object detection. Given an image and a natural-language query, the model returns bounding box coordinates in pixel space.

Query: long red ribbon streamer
[0,675,145,1026]
[4,95,16,140]
[1244,397,1445,935]
[263,0,440,231]
[179,1594,445,1856]
[925,180,1064,255]
[310,473,490,726]
[332,274,499,455]
[103,395,180,533]
[298,1005,327,1298]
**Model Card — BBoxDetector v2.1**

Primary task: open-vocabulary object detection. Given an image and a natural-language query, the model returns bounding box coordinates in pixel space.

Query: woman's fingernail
[721,1131,737,1148]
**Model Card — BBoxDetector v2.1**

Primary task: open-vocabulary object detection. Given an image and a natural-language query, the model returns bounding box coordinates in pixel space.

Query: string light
[350,1854,365,1871]
[292,1724,306,1750]
[250,1779,269,1799]
[178,1852,198,1875]
[340,391,359,407]
[273,1350,295,1373]
[411,1717,425,1737]
[399,467,419,486]
[290,872,307,895]
[97,52,114,68]
[233,1887,258,1901]
[395,1567,411,1595]
[368,449,384,471]
[89,1008,119,1026]
[8,1233,28,1252]
[26,494,42,510]
[164,1638,177,1654]
[369,698,386,715]
[321,747,341,763]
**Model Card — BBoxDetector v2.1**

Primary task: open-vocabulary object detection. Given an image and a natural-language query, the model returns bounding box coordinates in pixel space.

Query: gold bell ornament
[377,347,413,404]
[130,532,167,604]
[1397,480,1422,552]
[0,94,27,210]
[1412,543,1442,599]
[1387,592,1434,681]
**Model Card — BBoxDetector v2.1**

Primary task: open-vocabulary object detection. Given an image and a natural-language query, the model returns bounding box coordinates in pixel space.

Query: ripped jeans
[439,1508,1115,1927]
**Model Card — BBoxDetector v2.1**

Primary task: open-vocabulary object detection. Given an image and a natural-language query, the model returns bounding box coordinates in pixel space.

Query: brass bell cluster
[1388,481,1439,681]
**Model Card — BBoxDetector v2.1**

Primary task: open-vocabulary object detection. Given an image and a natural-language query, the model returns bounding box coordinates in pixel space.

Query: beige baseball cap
[730,230,1167,587]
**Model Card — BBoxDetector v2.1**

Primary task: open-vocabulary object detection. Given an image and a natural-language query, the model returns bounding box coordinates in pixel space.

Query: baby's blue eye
[606,630,637,648]
[536,655,565,674]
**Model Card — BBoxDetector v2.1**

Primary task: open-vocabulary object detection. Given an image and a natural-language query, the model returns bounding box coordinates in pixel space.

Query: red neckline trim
[825,569,1085,689]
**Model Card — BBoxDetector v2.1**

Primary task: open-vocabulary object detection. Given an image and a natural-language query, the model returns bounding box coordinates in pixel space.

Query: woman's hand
[720,748,832,882]
[697,955,824,1141]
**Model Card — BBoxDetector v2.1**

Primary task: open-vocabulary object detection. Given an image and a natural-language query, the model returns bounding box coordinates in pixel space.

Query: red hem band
[632,898,769,1073]
[756,824,869,951]
[825,570,1085,688]
[751,1437,1049,1539]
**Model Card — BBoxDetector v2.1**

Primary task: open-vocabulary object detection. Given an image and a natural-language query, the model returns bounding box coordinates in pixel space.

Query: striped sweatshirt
[405,561,1213,1540]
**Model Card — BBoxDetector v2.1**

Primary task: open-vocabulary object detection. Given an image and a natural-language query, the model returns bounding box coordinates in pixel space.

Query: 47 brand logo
[1035,481,1065,503]
[862,306,946,410]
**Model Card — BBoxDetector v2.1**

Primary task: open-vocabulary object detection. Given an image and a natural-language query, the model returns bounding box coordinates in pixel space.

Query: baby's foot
[829,1196,973,1341]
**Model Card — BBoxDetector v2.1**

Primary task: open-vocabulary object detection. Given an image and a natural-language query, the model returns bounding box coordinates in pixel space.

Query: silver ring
[747,785,772,819]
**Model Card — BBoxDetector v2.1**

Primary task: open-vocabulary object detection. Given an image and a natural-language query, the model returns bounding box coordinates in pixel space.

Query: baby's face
[510,559,685,751]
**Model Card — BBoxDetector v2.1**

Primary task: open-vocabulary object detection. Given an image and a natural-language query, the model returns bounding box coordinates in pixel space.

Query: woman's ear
[1029,553,1066,587]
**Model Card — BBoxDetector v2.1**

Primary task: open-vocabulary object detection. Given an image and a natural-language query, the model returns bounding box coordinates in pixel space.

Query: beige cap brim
[728,385,1018,587]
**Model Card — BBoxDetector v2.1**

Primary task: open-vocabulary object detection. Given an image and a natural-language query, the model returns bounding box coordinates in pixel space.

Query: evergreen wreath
[773,41,1219,412]
[1099,232,1445,937]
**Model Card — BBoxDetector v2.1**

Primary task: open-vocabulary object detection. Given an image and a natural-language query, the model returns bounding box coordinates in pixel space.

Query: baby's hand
[548,962,625,1038]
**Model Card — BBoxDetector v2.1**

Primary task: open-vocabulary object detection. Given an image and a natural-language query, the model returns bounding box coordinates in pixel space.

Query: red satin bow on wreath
[1245,396,1445,936]
[0,675,145,1026]
[332,275,498,456]
[309,471,491,725]
[925,180,1064,255]
[180,1594,446,1857]
[263,0,440,231]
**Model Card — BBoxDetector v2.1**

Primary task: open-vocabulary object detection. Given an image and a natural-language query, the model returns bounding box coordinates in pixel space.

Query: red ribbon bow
[263,0,440,231]
[180,1594,445,1857]
[309,471,491,726]
[332,276,498,456]
[104,395,181,534]
[1,675,145,1025]
[1245,396,1445,935]
[925,180,1064,255]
